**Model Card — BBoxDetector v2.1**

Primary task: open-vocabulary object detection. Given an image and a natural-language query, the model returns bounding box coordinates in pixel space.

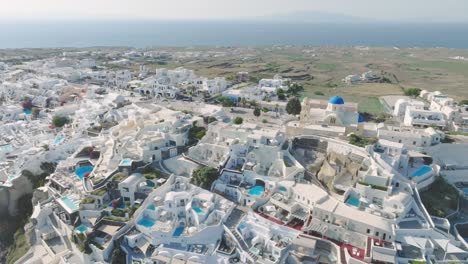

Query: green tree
[286,97,302,115]
[191,167,219,190]
[216,96,234,107]
[253,108,261,118]
[404,88,421,97]
[233,117,243,125]
[277,88,286,100]
[187,126,206,145]
[459,99,468,105]
[52,115,69,128]
[288,83,304,95]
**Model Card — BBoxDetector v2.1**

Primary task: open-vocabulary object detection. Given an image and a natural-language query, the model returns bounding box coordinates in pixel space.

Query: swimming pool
[463,188,468,195]
[120,159,132,166]
[411,165,433,177]
[75,166,93,179]
[192,206,204,214]
[345,195,360,207]
[146,180,156,187]
[138,218,155,228]
[53,135,64,145]
[173,226,185,237]
[248,186,264,196]
[147,204,155,210]
[0,144,14,152]
[278,186,287,192]
[75,224,88,233]
[60,196,79,212]
[23,109,32,115]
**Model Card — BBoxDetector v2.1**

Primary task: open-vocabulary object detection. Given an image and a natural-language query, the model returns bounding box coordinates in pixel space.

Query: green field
[315,63,337,71]
[357,97,386,114]
[6,229,29,264]
[411,61,468,76]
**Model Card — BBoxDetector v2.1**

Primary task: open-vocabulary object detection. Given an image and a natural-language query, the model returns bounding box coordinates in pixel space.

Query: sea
[1,21,468,49]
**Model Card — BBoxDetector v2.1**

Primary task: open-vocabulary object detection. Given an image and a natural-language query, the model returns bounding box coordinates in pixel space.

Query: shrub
[314,91,325,96]
[112,173,128,182]
[233,117,243,125]
[216,96,234,107]
[188,126,206,145]
[191,167,219,190]
[349,134,377,148]
[420,176,459,217]
[144,173,157,180]
[52,115,69,128]
[404,88,421,97]
[358,181,388,191]
[81,197,95,204]
[207,116,217,123]
[277,88,286,100]
[111,209,125,217]
[253,108,261,118]
[287,83,304,95]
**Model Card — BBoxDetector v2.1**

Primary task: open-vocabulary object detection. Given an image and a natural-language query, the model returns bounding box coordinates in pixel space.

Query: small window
[366,229,370,234]
[376,231,379,237]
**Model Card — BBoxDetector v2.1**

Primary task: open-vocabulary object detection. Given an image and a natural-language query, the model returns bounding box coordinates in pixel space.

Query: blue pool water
[173,226,185,237]
[147,204,155,210]
[463,188,468,195]
[192,206,204,214]
[75,224,88,233]
[60,196,79,212]
[138,218,155,228]
[345,196,360,207]
[0,144,14,152]
[238,223,246,230]
[75,166,93,179]
[53,135,64,145]
[278,186,287,192]
[248,186,265,196]
[23,109,32,115]
[146,180,155,187]
[411,166,433,177]
[120,159,132,166]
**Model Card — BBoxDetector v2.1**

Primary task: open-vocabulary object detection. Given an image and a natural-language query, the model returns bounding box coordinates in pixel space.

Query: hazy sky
[1,0,468,22]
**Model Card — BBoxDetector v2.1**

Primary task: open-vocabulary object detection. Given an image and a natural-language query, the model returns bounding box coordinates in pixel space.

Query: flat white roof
[121,173,142,185]
[98,224,121,235]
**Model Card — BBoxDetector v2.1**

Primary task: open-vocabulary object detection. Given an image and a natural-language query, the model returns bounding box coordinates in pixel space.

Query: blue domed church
[300,96,361,126]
